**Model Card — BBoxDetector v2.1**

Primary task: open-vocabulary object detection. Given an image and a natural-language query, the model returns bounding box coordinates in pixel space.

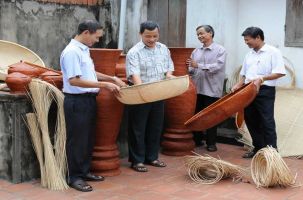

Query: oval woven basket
[117,75,189,105]
[184,82,257,131]
[0,40,45,80]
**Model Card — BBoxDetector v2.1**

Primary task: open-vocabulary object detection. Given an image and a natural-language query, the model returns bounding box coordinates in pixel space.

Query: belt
[63,92,98,97]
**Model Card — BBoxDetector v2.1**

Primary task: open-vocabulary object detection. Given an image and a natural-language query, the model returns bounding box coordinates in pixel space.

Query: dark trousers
[64,94,97,184]
[244,85,277,152]
[128,101,164,164]
[193,94,219,146]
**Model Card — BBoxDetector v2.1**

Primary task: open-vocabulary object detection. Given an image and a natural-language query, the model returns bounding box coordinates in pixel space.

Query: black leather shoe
[84,173,105,181]
[195,141,204,147]
[242,151,256,159]
[206,145,217,152]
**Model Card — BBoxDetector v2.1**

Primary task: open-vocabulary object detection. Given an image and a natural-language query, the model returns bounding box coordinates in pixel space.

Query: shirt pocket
[257,59,271,75]
[140,57,155,77]
[81,56,94,68]
[155,54,168,73]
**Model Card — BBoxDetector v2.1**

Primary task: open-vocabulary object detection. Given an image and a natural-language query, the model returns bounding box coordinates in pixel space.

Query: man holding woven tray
[232,27,286,158]
[126,21,174,172]
[60,20,125,192]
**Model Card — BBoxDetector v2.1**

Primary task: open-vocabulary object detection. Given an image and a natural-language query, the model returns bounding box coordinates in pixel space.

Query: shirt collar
[200,42,215,50]
[253,43,268,54]
[70,39,89,51]
[138,40,161,49]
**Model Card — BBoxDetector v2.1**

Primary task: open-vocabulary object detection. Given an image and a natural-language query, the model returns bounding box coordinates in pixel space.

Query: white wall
[186,0,303,88]
[186,0,239,78]
[237,0,303,88]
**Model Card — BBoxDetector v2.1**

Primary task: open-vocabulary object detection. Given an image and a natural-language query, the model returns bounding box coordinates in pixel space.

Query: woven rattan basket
[0,40,45,81]
[117,75,189,105]
[185,82,257,131]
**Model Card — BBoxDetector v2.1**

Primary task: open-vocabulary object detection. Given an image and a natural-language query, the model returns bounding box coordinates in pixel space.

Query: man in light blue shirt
[60,20,125,192]
[126,21,174,172]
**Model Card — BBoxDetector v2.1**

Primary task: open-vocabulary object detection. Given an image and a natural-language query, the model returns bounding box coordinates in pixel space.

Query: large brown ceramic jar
[8,61,47,77]
[5,72,32,93]
[90,48,124,176]
[115,54,127,82]
[39,71,63,90]
[161,47,197,156]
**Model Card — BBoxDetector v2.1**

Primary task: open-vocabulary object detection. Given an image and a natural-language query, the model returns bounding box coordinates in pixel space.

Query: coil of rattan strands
[251,146,298,188]
[184,153,249,184]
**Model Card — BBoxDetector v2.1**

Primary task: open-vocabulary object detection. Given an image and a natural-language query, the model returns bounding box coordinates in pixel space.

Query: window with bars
[285,0,303,47]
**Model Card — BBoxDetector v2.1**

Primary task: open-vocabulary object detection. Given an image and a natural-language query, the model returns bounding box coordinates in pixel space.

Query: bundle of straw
[25,113,46,187]
[27,79,68,190]
[251,146,297,188]
[44,81,67,179]
[184,152,249,184]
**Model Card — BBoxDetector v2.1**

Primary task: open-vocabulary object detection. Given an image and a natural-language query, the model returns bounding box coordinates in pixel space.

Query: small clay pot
[8,61,47,77]
[39,71,63,90]
[5,72,32,93]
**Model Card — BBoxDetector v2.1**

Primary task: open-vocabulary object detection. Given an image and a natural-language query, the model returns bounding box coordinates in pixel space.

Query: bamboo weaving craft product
[25,113,47,187]
[234,62,303,157]
[27,79,68,190]
[0,40,45,80]
[184,152,249,184]
[251,146,298,188]
[185,82,257,131]
[117,75,189,105]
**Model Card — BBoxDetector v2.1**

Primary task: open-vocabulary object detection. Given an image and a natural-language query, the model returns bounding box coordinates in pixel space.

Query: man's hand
[104,82,121,97]
[112,76,127,87]
[231,83,243,93]
[165,73,175,79]
[250,78,263,92]
[186,58,198,68]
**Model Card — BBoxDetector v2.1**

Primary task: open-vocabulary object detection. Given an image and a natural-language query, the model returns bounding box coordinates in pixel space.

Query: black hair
[196,25,215,38]
[241,27,264,41]
[77,20,103,35]
[140,21,160,34]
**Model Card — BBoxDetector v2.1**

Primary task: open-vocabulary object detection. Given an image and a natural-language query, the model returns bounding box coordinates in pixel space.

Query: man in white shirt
[232,27,286,158]
[61,20,125,192]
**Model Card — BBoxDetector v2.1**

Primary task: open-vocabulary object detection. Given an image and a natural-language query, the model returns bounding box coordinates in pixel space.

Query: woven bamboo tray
[117,75,189,105]
[185,82,257,131]
[0,40,45,81]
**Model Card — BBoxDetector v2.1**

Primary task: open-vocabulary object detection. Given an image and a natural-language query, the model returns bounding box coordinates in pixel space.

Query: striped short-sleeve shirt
[126,41,174,83]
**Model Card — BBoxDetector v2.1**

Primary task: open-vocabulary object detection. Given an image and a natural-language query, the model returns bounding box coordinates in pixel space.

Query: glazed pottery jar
[5,72,32,93]
[90,48,124,176]
[39,71,63,90]
[161,47,197,156]
[115,54,127,82]
[8,61,47,77]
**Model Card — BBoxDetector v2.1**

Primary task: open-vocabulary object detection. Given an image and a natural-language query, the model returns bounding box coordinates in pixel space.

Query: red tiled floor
[1,143,303,200]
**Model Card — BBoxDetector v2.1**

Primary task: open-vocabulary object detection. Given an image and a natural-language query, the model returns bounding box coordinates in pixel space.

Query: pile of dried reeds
[25,79,68,190]
[251,146,298,188]
[184,152,249,184]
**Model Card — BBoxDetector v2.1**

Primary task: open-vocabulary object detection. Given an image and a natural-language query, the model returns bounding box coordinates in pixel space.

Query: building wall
[123,0,147,52]
[186,0,303,88]
[0,0,119,69]
[186,0,239,81]
[237,0,303,88]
